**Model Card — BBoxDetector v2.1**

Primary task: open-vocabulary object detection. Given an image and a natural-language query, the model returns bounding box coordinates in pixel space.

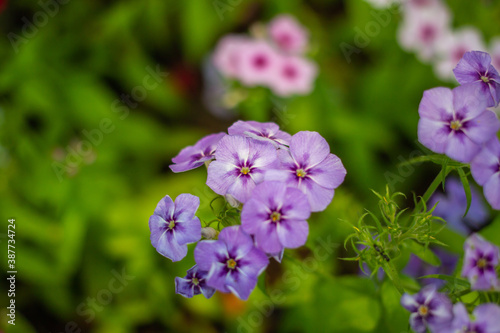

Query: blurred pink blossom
[238,40,281,87]
[397,3,451,62]
[434,27,485,81]
[268,14,308,54]
[269,55,317,97]
[212,35,250,79]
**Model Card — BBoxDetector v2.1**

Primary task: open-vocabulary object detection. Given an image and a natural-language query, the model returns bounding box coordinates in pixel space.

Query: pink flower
[269,55,317,97]
[268,14,308,55]
[434,27,486,81]
[398,3,451,62]
[212,34,250,79]
[238,40,281,87]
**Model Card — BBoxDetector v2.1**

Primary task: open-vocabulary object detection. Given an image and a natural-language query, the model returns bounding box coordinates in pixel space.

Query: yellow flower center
[418,305,429,316]
[271,211,281,222]
[191,277,199,285]
[450,120,462,131]
[168,220,176,229]
[481,76,490,83]
[241,167,250,175]
[296,169,307,178]
[477,258,487,269]
[227,259,237,269]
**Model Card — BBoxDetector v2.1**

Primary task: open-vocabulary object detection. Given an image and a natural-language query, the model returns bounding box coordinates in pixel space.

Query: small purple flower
[228,120,292,147]
[265,131,346,212]
[461,233,500,290]
[206,135,280,203]
[429,178,490,235]
[170,133,226,173]
[400,285,453,333]
[417,84,500,163]
[149,194,201,262]
[442,303,500,333]
[454,51,500,108]
[241,181,311,253]
[194,226,269,300]
[471,138,500,210]
[175,265,216,299]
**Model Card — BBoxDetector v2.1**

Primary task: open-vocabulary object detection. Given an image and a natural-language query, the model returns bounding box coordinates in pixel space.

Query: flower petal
[276,219,309,249]
[290,131,330,168]
[418,87,454,122]
[484,174,500,210]
[444,131,481,163]
[194,240,228,271]
[307,153,346,189]
[174,193,200,222]
[153,195,175,220]
[174,217,201,245]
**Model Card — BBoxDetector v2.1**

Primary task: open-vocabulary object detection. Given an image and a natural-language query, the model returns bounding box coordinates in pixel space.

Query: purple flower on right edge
[442,303,500,333]
[461,233,500,291]
[400,285,453,333]
[417,84,500,163]
[471,138,500,210]
[453,51,500,108]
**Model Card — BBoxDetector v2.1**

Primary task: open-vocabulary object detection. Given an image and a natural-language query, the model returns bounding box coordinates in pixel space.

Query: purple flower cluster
[429,178,490,235]
[418,51,500,210]
[212,15,317,97]
[150,120,346,300]
[401,286,500,333]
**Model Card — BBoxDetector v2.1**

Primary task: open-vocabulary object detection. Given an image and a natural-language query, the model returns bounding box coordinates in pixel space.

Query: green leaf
[441,158,449,191]
[457,167,472,218]
[404,240,441,266]
[257,273,268,297]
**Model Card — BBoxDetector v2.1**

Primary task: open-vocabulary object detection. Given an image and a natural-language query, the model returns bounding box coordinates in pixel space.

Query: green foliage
[1,0,500,332]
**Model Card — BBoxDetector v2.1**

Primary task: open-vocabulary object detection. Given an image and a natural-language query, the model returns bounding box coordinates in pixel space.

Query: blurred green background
[1,0,500,332]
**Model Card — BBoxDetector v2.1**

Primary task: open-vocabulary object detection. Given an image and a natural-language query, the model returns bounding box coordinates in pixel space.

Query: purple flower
[194,226,269,300]
[241,181,311,253]
[265,131,346,212]
[454,51,500,108]
[471,138,500,210]
[417,85,500,163]
[228,120,292,147]
[400,285,453,333]
[461,233,499,290]
[442,303,500,333]
[206,135,280,203]
[175,265,216,299]
[149,194,201,262]
[429,178,490,235]
[170,133,226,173]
